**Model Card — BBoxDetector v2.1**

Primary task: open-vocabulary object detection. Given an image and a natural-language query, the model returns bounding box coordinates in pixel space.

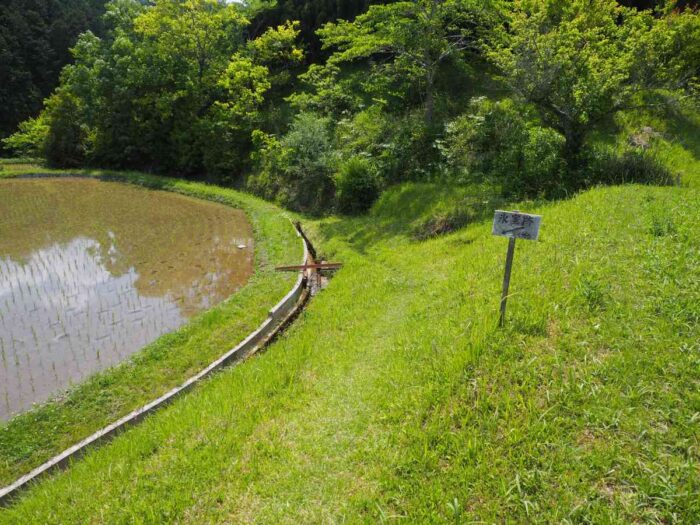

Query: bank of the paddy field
[1,103,700,522]
[0,168,302,488]
[0,170,698,521]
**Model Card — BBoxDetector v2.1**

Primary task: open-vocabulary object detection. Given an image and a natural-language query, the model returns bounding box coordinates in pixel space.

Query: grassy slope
[0,169,301,486]
[607,98,700,188]
[1,107,699,522]
[1,185,699,520]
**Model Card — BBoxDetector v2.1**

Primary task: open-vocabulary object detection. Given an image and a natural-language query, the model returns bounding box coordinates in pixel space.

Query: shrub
[199,110,252,185]
[43,91,91,168]
[582,147,676,188]
[440,97,522,183]
[335,107,440,185]
[334,107,386,161]
[2,116,49,158]
[248,130,286,200]
[442,98,676,198]
[248,112,336,214]
[441,97,566,198]
[380,111,441,183]
[335,157,380,214]
[517,126,566,198]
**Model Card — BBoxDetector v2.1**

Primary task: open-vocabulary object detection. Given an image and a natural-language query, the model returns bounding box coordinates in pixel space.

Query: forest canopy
[3,0,699,213]
[0,0,107,146]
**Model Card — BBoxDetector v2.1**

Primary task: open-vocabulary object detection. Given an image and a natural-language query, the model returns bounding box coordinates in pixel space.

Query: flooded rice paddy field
[0,178,254,421]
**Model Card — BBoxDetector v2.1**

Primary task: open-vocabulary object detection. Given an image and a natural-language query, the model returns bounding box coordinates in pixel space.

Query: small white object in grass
[237,244,246,249]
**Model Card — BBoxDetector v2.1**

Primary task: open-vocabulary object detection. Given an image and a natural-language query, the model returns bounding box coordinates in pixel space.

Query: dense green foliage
[0,0,107,146]
[315,0,503,124]
[31,0,303,177]
[439,97,567,196]
[249,0,378,58]
[1,1,699,519]
[487,0,698,174]
[334,155,380,213]
[3,0,699,209]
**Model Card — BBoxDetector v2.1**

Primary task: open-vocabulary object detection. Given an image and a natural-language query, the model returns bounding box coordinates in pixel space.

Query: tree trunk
[424,0,438,126]
[425,69,435,125]
[563,124,586,175]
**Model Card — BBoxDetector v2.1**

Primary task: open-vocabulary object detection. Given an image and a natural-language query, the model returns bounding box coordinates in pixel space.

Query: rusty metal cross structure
[275,262,343,271]
[275,262,343,293]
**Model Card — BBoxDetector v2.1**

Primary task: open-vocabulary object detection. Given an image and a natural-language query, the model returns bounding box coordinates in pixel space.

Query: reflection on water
[0,178,254,420]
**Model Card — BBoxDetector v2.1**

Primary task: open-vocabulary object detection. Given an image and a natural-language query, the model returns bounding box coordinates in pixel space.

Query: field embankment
[0,169,302,487]
[1,168,699,521]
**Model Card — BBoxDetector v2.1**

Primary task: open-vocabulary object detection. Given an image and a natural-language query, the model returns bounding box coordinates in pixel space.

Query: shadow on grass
[663,103,700,162]
[318,183,506,254]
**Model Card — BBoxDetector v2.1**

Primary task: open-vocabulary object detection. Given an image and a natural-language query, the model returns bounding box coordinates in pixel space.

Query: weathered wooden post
[492,210,542,327]
[499,236,516,327]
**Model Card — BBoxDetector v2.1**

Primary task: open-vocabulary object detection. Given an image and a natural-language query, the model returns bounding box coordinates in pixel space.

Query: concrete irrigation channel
[0,218,318,506]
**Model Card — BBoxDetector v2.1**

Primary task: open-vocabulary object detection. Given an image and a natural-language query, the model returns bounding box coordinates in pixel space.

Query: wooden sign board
[492,211,542,241]
[492,210,543,327]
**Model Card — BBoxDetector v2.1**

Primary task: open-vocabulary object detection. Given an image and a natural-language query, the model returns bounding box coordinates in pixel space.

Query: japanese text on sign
[492,211,542,241]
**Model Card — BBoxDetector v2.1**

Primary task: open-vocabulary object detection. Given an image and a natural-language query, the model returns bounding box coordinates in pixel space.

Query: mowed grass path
[0,170,301,486]
[1,178,698,522]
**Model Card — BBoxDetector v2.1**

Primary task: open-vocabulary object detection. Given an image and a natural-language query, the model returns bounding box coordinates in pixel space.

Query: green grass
[0,158,42,166]
[1,105,699,521]
[610,96,700,187]
[1,174,698,521]
[0,169,302,487]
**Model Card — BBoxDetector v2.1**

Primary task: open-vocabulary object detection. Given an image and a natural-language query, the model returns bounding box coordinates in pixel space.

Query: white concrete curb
[0,220,311,506]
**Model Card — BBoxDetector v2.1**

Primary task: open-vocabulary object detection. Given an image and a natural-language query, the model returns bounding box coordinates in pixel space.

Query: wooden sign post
[492,210,542,327]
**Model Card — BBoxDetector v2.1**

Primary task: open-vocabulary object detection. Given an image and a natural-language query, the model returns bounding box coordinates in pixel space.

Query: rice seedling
[0,179,256,421]
[0,171,301,489]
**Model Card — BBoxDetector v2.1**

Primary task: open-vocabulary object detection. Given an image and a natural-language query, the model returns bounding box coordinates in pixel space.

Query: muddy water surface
[0,178,254,420]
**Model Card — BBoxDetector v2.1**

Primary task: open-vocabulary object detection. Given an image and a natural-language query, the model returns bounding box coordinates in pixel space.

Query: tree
[316,0,503,124]
[20,0,304,177]
[246,21,305,91]
[617,0,699,10]
[134,0,247,95]
[487,0,697,171]
[1,116,48,158]
[248,0,377,59]
[646,8,700,95]
[43,89,89,167]
[0,0,107,147]
[248,112,336,213]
